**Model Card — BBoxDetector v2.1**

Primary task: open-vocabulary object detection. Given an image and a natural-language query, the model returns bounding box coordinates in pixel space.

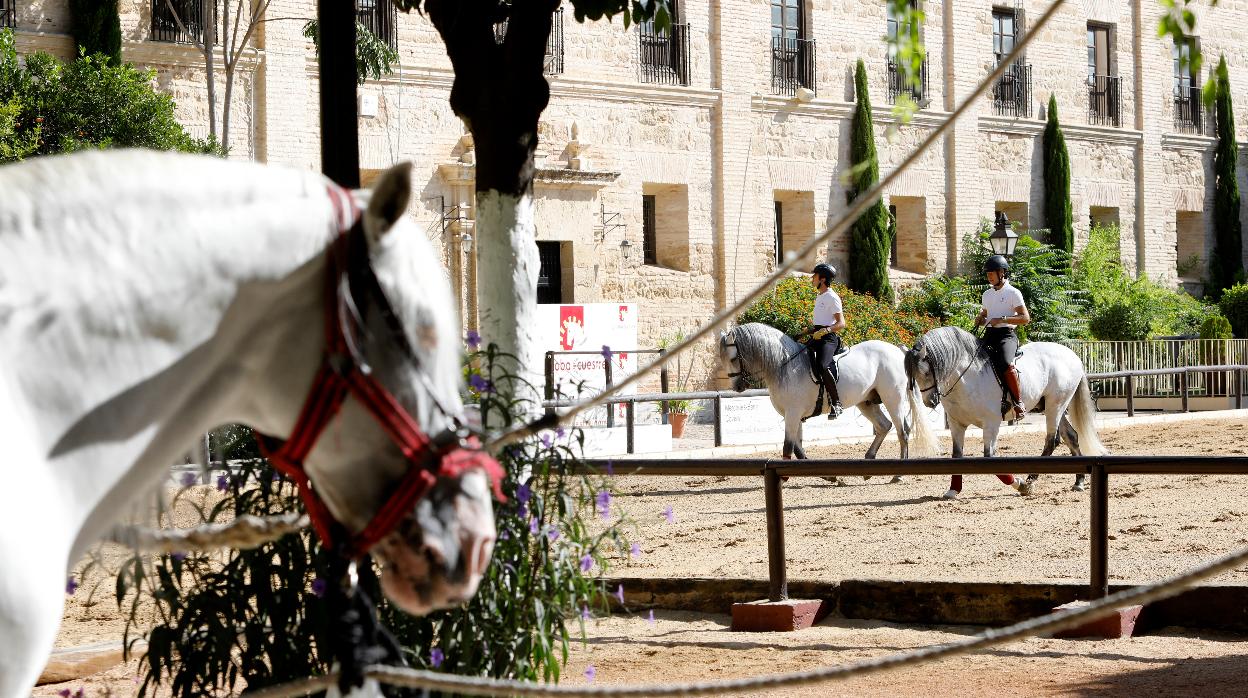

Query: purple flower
[216,474,228,492]
[615,584,625,604]
[430,647,444,668]
[516,483,532,504]
[499,529,510,541]
[469,374,494,394]
[605,460,615,475]
[584,666,596,683]
[547,527,560,543]
[648,609,656,624]
[630,543,642,559]
[541,433,552,448]
[65,577,79,595]
[516,503,528,521]
[181,472,197,487]
[58,690,70,698]
[529,517,540,535]
[663,505,675,523]
[75,690,84,698]
[581,605,592,620]
[311,578,328,598]
[601,345,613,360]
[580,554,593,572]
[466,330,481,350]
[171,552,187,562]
[596,490,612,519]
[556,427,567,439]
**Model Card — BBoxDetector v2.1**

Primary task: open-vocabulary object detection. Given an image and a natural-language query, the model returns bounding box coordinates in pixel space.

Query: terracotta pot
[669,412,689,438]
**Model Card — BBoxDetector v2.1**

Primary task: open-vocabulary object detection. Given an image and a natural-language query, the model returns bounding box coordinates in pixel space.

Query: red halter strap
[258,185,506,559]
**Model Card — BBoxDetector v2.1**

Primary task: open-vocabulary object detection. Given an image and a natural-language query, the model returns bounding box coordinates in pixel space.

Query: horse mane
[730,323,803,384]
[909,326,983,385]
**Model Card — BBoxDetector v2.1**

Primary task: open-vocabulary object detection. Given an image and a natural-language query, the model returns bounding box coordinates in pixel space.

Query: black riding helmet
[984,255,1010,276]
[812,262,837,285]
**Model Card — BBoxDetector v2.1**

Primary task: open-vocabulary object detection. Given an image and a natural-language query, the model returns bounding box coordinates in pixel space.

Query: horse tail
[1068,376,1107,456]
[906,380,939,457]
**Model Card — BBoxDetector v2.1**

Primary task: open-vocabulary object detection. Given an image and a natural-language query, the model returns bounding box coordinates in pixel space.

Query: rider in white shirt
[796,263,846,419]
[974,254,1031,419]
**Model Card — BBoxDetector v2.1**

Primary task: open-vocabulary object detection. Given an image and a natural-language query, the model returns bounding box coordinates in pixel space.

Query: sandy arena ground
[37,416,1248,696]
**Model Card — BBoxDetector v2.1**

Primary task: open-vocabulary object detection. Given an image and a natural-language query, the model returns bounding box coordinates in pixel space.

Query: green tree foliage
[738,277,936,346]
[0,30,215,162]
[846,59,894,303]
[303,20,401,85]
[122,346,627,695]
[69,0,123,66]
[1210,55,1245,295]
[1199,314,1233,340]
[1219,283,1248,338]
[1042,94,1074,260]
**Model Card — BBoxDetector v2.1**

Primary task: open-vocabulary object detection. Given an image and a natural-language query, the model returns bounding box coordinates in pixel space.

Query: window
[886,0,926,104]
[1173,37,1201,132]
[545,8,565,75]
[992,8,1015,65]
[773,190,817,267]
[151,0,210,44]
[991,7,1031,117]
[774,201,784,266]
[888,204,898,268]
[357,0,399,51]
[771,0,815,95]
[639,3,690,86]
[890,196,928,273]
[642,194,658,266]
[536,241,563,303]
[1176,211,1204,280]
[1,0,14,29]
[1086,23,1119,126]
[641,184,692,270]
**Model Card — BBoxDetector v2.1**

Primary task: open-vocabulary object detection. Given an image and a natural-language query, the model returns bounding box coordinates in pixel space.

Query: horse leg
[858,403,892,478]
[983,421,1031,496]
[1059,414,1088,491]
[944,421,968,498]
[1027,407,1063,486]
[0,545,65,696]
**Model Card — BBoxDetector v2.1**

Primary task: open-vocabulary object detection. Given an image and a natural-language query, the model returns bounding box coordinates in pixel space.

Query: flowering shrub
[121,344,627,695]
[736,277,938,346]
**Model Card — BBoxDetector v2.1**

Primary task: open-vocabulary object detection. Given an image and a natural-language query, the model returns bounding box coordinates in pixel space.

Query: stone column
[942,0,990,273]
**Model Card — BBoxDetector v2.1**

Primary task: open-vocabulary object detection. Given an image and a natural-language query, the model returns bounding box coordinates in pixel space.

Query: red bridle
[258,185,506,559]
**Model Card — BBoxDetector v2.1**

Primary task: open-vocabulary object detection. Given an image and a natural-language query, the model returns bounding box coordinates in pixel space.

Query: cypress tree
[1043,94,1074,260]
[847,58,893,303]
[70,0,123,66]
[1211,55,1245,295]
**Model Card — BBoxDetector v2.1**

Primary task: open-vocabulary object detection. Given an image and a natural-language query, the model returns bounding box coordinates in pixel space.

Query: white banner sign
[538,303,639,426]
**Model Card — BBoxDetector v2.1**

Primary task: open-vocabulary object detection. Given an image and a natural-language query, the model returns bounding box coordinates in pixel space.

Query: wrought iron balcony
[1087,74,1121,127]
[1,0,14,29]
[992,61,1032,118]
[639,22,690,86]
[1173,85,1206,135]
[886,58,927,104]
[357,0,398,51]
[771,36,815,97]
[151,0,208,44]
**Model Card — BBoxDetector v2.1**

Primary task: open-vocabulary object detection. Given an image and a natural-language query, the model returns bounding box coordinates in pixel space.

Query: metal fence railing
[357,0,398,51]
[1,0,15,30]
[151,0,209,45]
[887,57,927,104]
[1087,74,1121,127]
[1069,339,1248,400]
[638,22,690,86]
[1173,85,1208,135]
[992,61,1031,117]
[771,36,815,97]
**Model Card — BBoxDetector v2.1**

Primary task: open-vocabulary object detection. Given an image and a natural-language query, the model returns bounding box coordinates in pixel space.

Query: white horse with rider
[0,150,502,695]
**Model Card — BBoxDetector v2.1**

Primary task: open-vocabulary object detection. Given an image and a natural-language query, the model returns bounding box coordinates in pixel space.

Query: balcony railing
[771,36,815,97]
[151,0,209,44]
[639,22,690,86]
[1,0,14,29]
[1087,74,1121,127]
[992,61,1032,118]
[886,58,927,104]
[1174,85,1206,135]
[545,8,564,75]
[357,0,398,51]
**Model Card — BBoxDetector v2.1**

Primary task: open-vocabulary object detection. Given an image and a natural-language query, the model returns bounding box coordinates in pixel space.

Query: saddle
[803,343,859,421]
[981,345,1044,422]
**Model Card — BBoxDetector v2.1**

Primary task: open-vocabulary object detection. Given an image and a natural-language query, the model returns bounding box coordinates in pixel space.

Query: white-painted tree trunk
[475,190,541,399]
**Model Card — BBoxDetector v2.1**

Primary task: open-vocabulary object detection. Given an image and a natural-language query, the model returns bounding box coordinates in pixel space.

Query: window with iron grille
[1086,23,1120,127]
[536,241,563,303]
[886,0,925,104]
[991,7,1031,117]
[151,0,210,45]
[1173,37,1202,133]
[770,0,814,96]
[1,0,15,30]
[641,195,658,266]
[357,0,398,52]
[639,4,690,86]
[774,201,784,266]
[545,8,564,75]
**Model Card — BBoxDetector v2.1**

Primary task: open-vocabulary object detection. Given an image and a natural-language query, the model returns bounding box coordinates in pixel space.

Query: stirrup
[826,403,843,420]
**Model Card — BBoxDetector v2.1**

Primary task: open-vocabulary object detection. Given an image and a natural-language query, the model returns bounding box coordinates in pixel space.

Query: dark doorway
[537,241,563,304]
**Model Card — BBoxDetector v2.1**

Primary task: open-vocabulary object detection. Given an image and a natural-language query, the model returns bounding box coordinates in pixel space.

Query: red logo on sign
[619,305,629,322]
[559,306,585,351]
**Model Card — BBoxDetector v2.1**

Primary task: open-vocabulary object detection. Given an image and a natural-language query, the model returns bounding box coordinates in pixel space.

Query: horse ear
[363,162,413,246]
[917,343,928,362]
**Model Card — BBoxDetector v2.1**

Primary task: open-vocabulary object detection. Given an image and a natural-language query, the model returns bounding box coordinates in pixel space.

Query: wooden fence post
[1090,463,1109,600]
[625,401,635,454]
[1125,374,1135,418]
[764,466,788,602]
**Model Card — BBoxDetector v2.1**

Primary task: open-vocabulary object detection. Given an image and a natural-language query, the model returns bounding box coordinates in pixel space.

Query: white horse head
[0,150,497,692]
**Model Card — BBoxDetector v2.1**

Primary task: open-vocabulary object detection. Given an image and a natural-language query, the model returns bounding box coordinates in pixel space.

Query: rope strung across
[241,539,1248,698]
[482,0,1070,454]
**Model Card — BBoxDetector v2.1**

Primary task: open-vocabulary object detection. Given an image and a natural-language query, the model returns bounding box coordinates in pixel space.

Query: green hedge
[738,277,937,346]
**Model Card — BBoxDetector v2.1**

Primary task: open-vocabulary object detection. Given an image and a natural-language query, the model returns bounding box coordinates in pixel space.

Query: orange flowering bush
[737,277,938,347]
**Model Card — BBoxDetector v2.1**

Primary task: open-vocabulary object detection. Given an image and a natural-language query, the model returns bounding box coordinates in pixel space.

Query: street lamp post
[989,211,1019,258]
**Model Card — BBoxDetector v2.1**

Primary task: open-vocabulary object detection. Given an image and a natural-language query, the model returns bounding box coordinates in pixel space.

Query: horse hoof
[1071,483,1086,492]
[822,476,839,484]
[1017,480,1035,496]
[890,475,904,484]
[862,475,873,481]
[941,489,959,499]
[834,478,849,487]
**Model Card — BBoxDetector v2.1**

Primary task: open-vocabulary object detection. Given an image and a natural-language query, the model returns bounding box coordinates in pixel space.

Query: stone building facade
[8,0,1248,368]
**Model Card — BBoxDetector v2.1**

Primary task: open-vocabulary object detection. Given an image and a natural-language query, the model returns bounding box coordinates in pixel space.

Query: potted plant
[661,398,695,438]
[656,328,707,439]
